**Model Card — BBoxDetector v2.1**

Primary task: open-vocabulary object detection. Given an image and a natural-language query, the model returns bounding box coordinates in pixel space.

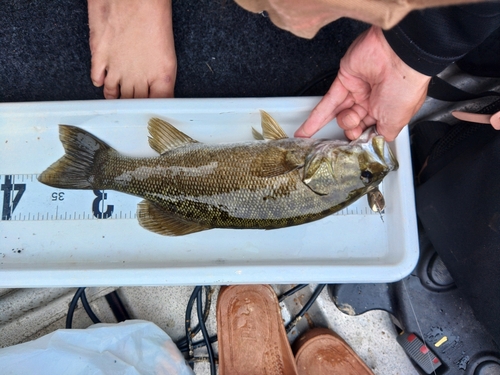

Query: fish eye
[360,170,373,184]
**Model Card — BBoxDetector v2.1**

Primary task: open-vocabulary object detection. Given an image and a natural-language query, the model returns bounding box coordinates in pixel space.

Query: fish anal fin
[259,110,288,140]
[251,147,302,178]
[148,117,199,154]
[137,200,208,236]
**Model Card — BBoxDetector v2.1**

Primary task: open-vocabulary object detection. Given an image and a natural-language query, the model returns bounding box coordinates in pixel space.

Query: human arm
[295,3,500,141]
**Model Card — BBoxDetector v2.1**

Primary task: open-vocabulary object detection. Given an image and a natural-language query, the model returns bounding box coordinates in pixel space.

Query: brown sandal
[293,328,374,375]
[217,284,298,375]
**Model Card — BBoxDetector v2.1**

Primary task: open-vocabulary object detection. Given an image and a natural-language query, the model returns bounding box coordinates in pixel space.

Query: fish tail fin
[38,125,114,189]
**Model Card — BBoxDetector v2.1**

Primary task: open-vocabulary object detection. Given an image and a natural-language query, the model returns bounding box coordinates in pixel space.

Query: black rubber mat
[0,0,368,102]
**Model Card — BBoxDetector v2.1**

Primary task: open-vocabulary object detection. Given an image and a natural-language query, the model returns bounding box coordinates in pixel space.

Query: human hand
[88,0,177,99]
[295,26,431,141]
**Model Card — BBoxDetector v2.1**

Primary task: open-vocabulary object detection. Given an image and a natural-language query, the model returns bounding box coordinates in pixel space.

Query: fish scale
[93,142,315,224]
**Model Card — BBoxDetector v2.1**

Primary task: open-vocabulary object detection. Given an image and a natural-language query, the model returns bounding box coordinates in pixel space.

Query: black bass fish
[38,111,398,236]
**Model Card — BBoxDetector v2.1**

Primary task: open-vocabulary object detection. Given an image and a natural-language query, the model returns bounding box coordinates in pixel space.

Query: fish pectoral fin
[259,110,288,140]
[251,148,302,178]
[137,200,208,236]
[303,156,334,195]
[148,117,199,154]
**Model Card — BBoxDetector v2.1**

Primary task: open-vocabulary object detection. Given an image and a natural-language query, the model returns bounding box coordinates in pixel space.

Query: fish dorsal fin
[259,110,288,140]
[137,200,208,236]
[302,154,335,195]
[148,117,199,154]
[252,127,265,140]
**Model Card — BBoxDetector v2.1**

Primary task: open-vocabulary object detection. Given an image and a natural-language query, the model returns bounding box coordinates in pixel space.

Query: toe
[149,76,175,98]
[133,83,149,99]
[119,81,134,99]
[103,73,121,99]
[90,58,106,88]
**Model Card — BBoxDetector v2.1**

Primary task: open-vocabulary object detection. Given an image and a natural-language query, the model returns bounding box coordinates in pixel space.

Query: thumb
[295,76,350,138]
[491,110,500,130]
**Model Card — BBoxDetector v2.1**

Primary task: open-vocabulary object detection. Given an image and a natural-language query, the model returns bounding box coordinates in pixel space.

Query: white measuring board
[0,98,419,287]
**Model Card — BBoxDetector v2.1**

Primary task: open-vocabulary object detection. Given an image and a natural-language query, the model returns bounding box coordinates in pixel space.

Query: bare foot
[87,0,177,99]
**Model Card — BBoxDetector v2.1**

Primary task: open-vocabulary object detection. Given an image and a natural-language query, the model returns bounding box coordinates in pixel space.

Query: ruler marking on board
[0,173,137,222]
[2,174,26,220]
[1,173,379,222]
[8,175,14,220]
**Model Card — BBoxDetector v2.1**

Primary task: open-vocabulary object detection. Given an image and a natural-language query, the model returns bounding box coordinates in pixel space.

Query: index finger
[295,77,351,138]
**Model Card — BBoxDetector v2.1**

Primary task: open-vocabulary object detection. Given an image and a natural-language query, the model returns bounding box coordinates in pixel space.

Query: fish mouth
[351,126,378,145]
[353,127,398,171]
[373,136,399,171]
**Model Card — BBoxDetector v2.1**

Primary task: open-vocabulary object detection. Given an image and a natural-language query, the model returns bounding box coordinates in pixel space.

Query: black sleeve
[383,3,500,76]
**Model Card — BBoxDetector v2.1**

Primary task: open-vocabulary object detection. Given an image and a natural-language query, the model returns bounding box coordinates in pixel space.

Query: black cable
[81,289,101,324]
[66,288,85,329]
[278,284,309,303]
[286,284,326,334]
[182,286,202,358]
[191,334,218,351]
[197,287,216,375]
[178,334,218,353]
[197,286,212,332]
[105,290,131,322]
[176,286,214,352]
[66,287,102,328]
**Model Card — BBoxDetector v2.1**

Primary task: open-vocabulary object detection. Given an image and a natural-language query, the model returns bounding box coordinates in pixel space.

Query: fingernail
[295,127,309,138]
